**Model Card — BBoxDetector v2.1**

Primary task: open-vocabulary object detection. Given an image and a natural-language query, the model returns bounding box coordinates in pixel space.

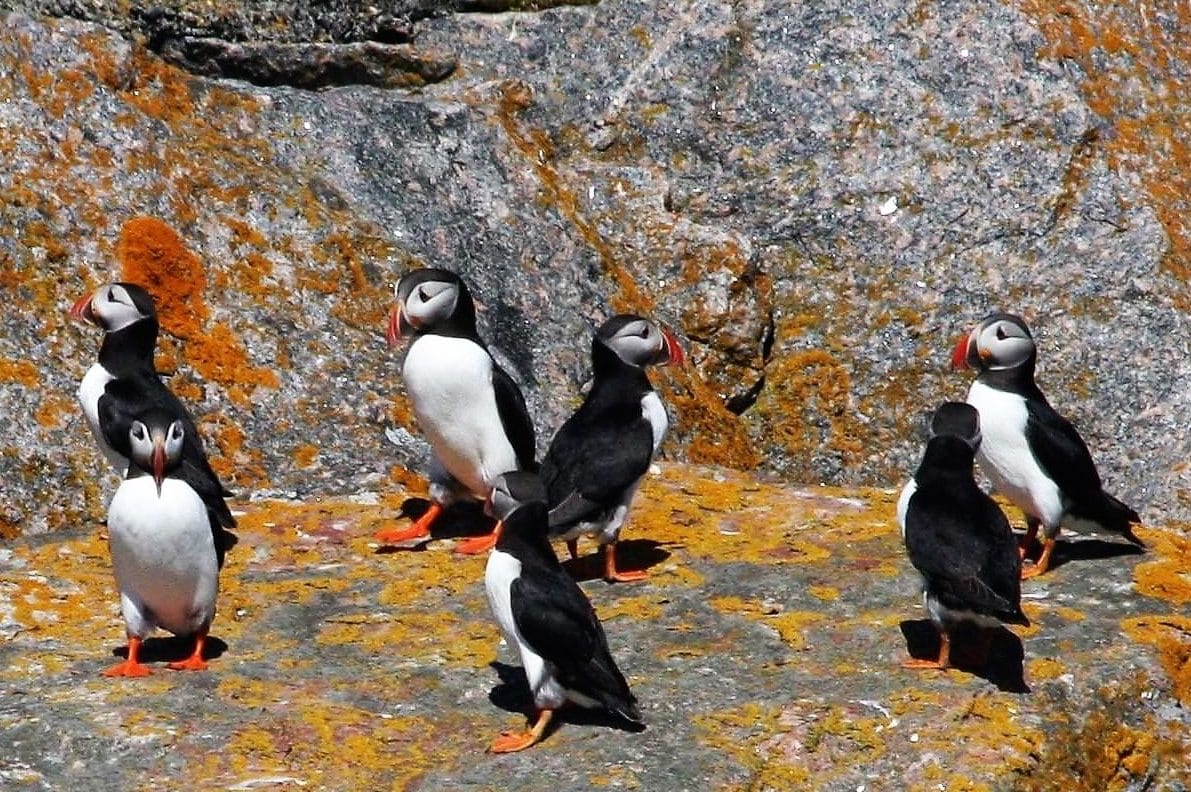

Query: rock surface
[1,464,1188,789]
[0,0,1188,537]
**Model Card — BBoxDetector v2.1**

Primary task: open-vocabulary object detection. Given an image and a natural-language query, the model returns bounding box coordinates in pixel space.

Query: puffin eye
[132,424,145,441]
[417,286,429,302]
[995,326,1007,340]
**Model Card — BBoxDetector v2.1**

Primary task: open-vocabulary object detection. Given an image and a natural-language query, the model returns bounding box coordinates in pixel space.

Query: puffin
[484,471,643,752]
[898,401,1029,670]
[540,314,683,583]
[952,312,1143,578]
[70,282,236,554]
[104,407,222,676]
[376,267,536,554]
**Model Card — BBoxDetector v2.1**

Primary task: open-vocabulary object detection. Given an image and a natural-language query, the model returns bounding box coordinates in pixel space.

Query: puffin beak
[69,292,96,324]
[950,331,975,370]
[659,328,685,367]
[151,438,166,496]
[385,304,407,347]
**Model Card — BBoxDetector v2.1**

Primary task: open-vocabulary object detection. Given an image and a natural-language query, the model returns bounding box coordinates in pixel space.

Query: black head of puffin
[70,282,156,333]
[951,312,1034,372]
[597,314,685,368]
[486,471,548,523]
[927,401,982,452]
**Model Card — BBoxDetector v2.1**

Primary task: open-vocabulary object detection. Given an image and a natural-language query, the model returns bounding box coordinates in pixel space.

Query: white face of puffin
[402,278,460,330]
[128,417,185,492]
[602,317,685,368]
[485,471,547,522]
[81,284,151,333]
[953,314,1035,372]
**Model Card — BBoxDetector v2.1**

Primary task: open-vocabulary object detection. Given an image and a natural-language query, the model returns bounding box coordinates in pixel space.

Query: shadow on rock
[111,635,229,664]
[561,539,671,582]
[1044,538,1145,571]
[374,497,494,553]
[899,620,1029,694]
[487,662,646,738]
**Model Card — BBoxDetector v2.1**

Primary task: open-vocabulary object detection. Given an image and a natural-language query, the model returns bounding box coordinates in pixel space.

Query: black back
[541,336,655,533]
[904,426,1028,626]
[497,498,642,723]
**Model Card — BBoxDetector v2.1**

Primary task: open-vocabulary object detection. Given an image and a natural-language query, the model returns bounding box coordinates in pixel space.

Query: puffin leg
[455,520,503,555]
[901,630,951,670]
[1019,518,1040,560]
[1021,537,1057,579]
[167,631,209,672]
[103,636,152,678]
[375,502,443,544]
[489,709,554,753]
[566,539,579,561]
[604,541,647,583]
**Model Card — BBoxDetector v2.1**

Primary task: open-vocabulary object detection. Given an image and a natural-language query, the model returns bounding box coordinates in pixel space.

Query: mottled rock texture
[0,0,1187,536]
[1,466,1188,789]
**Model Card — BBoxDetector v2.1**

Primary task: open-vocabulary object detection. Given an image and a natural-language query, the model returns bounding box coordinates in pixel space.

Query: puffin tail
[1073,492,1144,547]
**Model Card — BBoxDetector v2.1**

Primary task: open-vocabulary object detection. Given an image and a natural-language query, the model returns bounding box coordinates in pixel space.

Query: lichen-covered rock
[0,466,1186,788]
[0,0,1187,538]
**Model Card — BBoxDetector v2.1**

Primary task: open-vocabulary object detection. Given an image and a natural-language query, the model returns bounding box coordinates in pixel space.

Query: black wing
[1025,399,1141,536]
[99,373,237,566]
[904,484,1026,624]
[511,566,641,722]
[541,403,654,531]
[492,363,537,472]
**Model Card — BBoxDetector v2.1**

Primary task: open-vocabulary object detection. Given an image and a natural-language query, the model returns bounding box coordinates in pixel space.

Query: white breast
[78,363,126,474]
[967,380,1065,527]
[402,335,519,498]
[107,476,218,636]
[641,390,669,454]
[896,478,916,540]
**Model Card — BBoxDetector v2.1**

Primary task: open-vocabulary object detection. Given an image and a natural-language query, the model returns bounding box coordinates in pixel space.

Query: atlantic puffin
[376,268,536,554]
[70,282,235,553]
[898,401,1029,670]
[540,314,682,582]
[104,407,222,676]
[484,471,643,752]
[952,312,1142,578]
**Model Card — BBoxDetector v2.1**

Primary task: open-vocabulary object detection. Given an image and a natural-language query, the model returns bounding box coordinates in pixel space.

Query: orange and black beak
[151,433,167,496]
[950,330,976,370]
[69,291,96,325]
[385,303,415,347]
[658,328,685,367]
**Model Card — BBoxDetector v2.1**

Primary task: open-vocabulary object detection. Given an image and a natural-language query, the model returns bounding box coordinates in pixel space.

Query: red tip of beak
[69,292,95,324]
[662,329,685,367]
[386,304,403,347]
[950,333,973,370]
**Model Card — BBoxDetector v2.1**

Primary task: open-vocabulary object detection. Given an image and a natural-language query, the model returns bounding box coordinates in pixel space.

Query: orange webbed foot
[489,730,540,753]
[167,633,209,672]
[455,520,502,556]
[604,542,647,584]
[900,657,950,670]
[375,503,442,545]
[103,659,152,678]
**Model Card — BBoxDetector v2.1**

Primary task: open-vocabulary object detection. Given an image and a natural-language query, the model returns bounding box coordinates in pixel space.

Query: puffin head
[70,282,157,334]
[596,314,685,369]
[951,312,1035,373]
[486,471,548,523]
[128,408,185,496]
[386,268,475,346]
[927,401,982,452]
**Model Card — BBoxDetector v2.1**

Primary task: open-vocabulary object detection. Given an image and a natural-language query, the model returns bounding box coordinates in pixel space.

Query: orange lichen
[34,393,74,429]
[293,443,319,468]
[1131,525,1191,606]
[118,216,210,340]
[1121,615,1191,705]
[0,358,39,387]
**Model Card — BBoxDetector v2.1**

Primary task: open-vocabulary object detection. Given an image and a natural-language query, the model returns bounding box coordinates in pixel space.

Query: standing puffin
[898,402,1028,670]
[541,314,682,583]
[104,407,222,676]
[70,282,236,553]
[484,471,643,752]
[376,268,536,554]
[953,313,1143,578]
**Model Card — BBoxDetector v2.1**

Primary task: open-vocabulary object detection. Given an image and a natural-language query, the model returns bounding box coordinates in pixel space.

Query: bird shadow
[561,539,671,582]
[110,635,229,664]
[374,498,494,553]
[899,620,1029,694]
[1043,538,1145,571]
[487,662,646,739]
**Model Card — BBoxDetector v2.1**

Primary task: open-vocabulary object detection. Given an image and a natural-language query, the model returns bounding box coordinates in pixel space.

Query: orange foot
[455,520,503,556]
[489,709,553,754]
[375,503,442,545]
[902,634,950,671]
[167,633,209,672]
[1020,539,1056,580]
[604,542,648,584]
[103,637,151,678]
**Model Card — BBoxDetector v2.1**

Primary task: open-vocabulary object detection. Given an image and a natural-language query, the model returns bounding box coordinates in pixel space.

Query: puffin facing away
[540,314,683,583]
[898,402,1028,670]
[484,471,643,752]
[953,313,1142,578]
[70,282,236,556]
[104,407,221,677]
[376,268,536,554]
